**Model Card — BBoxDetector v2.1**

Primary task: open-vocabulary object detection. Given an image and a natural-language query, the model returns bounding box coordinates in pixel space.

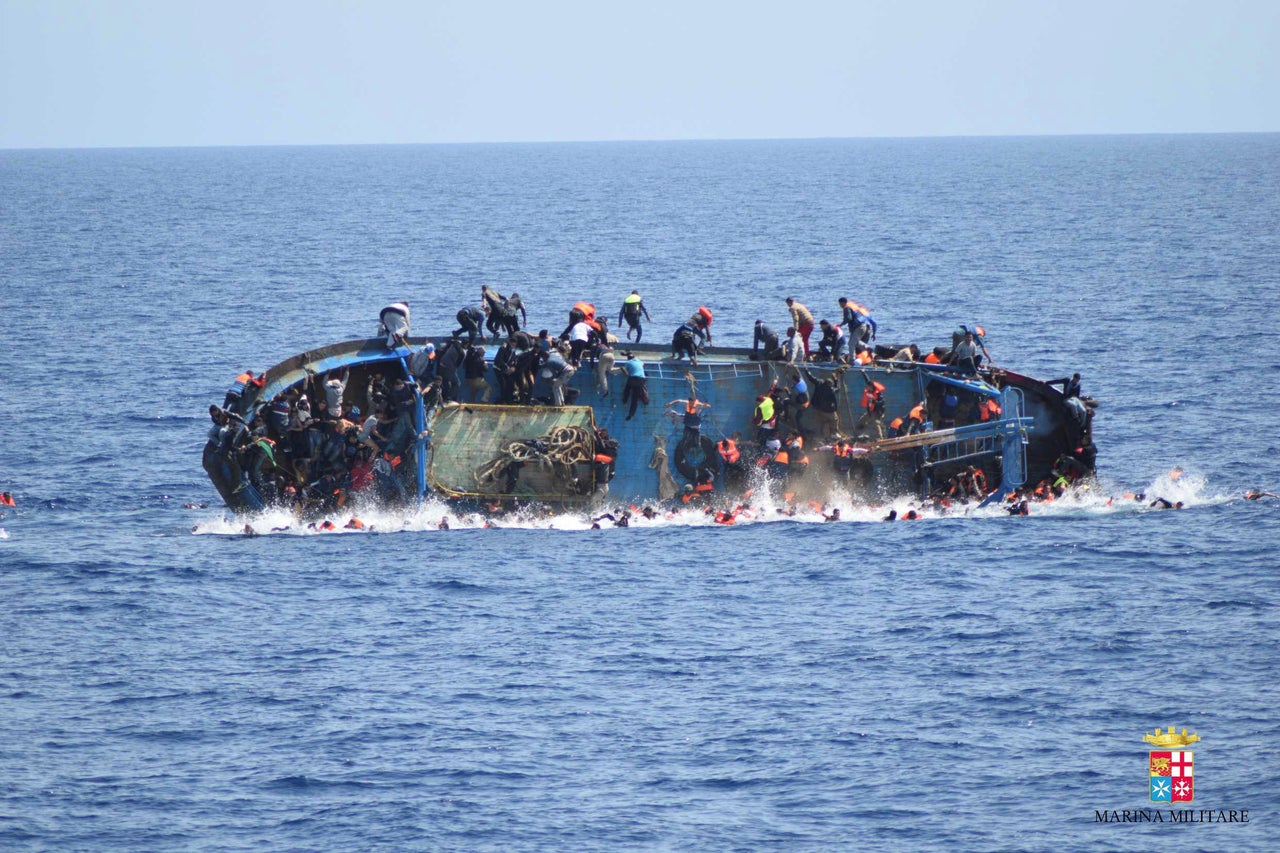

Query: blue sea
[1,135,1278,850]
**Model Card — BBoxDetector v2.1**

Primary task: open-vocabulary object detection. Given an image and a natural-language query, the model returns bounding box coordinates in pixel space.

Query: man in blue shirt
[620,351,649,420]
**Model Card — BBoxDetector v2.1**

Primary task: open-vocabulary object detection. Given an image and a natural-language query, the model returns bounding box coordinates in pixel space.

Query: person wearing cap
[409,342,437,385]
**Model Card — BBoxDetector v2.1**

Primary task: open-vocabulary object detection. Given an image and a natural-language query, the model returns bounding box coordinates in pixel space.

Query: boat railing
[642,360,766,382]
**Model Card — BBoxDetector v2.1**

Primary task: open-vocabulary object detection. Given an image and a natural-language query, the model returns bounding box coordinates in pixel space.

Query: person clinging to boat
[672,306,712,365]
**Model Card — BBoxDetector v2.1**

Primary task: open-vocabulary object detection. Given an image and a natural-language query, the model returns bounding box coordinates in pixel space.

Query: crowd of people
[209,287,1099,516]
[208,361,430,515]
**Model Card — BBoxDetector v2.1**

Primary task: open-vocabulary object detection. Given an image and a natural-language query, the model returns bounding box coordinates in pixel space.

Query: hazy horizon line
[4,129,1277,154]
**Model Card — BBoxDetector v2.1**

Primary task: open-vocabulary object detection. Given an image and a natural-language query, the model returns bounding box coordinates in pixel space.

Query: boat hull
[206,338,1094,512]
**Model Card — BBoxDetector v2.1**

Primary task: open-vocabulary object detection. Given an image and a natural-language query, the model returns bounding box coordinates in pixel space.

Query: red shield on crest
[1149,750,1194,802]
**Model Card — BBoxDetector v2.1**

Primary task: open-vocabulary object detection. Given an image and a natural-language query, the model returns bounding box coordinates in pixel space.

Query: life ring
[673,434,717,482]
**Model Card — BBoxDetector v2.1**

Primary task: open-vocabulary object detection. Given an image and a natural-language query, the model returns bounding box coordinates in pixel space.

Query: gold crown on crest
[1143,726,1201,748]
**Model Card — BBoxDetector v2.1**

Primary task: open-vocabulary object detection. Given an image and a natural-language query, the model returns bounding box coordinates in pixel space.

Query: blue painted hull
[205,338,1094,512]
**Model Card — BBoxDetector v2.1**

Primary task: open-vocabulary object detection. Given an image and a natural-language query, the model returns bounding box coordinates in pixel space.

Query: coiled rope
[474,424,593,489]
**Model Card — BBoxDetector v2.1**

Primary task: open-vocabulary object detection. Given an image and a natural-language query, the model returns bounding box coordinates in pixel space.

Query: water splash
[189,465,1236,536]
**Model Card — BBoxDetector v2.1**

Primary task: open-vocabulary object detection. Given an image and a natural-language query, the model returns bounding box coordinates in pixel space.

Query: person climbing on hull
[453,304,486,343]
[618,290,652,342]
[671,306,713,364]
[378,302,411,348]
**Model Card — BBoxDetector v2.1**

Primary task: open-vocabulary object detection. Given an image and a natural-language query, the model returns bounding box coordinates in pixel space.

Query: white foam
[187,467,1229,535]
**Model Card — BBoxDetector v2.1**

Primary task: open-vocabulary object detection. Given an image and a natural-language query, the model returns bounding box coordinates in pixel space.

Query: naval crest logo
[1145,726,1199,803]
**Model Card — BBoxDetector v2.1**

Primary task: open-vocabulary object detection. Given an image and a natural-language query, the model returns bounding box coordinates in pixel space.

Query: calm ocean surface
[1,136,1278,850]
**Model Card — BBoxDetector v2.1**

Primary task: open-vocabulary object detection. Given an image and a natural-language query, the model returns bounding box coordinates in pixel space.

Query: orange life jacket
[908,403,926,423]
[594,453,615,464]
[971,469,988,493]
[861,382,886,411]
[856,350,873,365]
[924,352,941,364]
[697,306,713,326]
[889,417,904,432]
[774,449,790,465]
[344,517,365,530]
[681,481,715,503]
[979,398,1003,421]
[573,302,601,332]
[717,439,740,464]
[0,493,14,507]
[785,437,808,466]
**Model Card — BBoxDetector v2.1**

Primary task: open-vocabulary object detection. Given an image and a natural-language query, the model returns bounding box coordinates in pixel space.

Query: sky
[1,0,1277,149]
